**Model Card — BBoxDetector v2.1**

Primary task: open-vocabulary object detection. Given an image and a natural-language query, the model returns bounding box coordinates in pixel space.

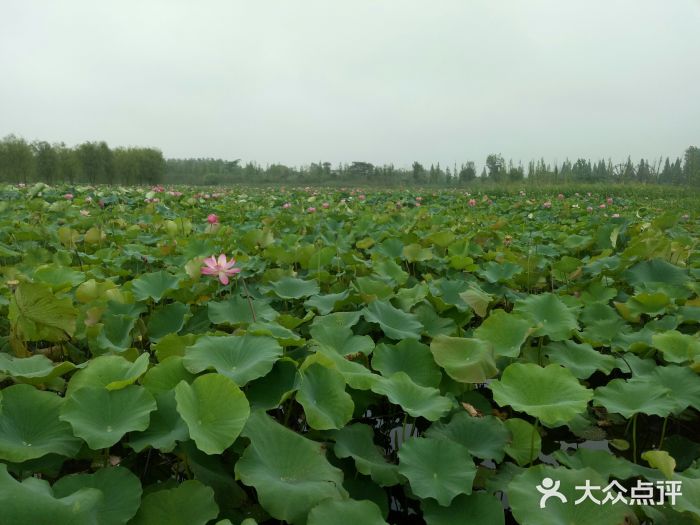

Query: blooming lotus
[64,193,74,200]
[201,254,241,285]
[282,202,291,209]
[207,213,219,224]
[468,199,476,206]
[543,201,552,208]
[307,206,316,213]
[557,193,564,200]
[322,202,329,209]
[607,197,613,204]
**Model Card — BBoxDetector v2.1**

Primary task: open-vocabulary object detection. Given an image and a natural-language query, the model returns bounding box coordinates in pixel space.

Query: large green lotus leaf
[504,418,541,466]
[246,321,304,347]
[425,412,509,462]
[355,276,395,301]
[59,385,156,449]
[580,280,617,304]
[413,303,457,337]
[304,291,350,315]
[141,356,196,395]
[374,257,409,285]
[246,359,299,410]
[673,474,700,516]
[183,335,282,386]
[130,480,219,525]
[552,447,654,479]
[0,384,82,462]
[652,331,700,363]
[147,302,190,342]
[0,463,102,524]
[402,243,433,262]
[91,314,138,354]
[398,436,476,506]
[514,293,579,341]
[130,271,182,302]
[152,333,198,361]
[33,264,86,291]
[473,309,532,358]
[235,411,347,524]
[371,372,453,420]
[177,440,249,518]
[0,353,76,384]
[362,300,424,340]
[175,374,250,454]
[490,364,592,427]
[624,291,672,317]
[578,303,630,347]
[429,335,497,383]
[332,423,400,486]
[372,340,442,388]
[478,261,523,283]
[52,467,142,525]
[458,284,493,317]
[310,346,380,391]
[422,493,505,525]
[307,499,388,525]
[310,311,362,332]
[544,340,617,379]
[296,363,353,430]
[508,465,634,525]
[625,258,690,290]
[309,323,374,356]
[394,282,429,311]
[129,390,189,452]
[208,295,279,325]
[268,276,320,299]
[66,353,150,394]
[649,365,700,413]
[593,377,676,418]
[8,282,77,341]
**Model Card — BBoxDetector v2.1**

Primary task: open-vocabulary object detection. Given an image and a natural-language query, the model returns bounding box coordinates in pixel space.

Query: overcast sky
[1,1,699,168]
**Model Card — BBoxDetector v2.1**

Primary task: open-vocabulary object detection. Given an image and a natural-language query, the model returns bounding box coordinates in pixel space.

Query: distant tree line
[2,134,699,187]
[0,135,165,185]
[166,148,700,187]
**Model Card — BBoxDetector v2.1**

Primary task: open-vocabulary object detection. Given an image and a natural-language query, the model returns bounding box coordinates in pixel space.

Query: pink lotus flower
[322,202,329,209]
[468,199,476,207]
[282,202,291,209]
[587,206,593,212]
[415,196,422,201]
[201,254,241,285]
[307,206,316,213]
[64,193,74,200]
[207,213,219,224]
[543,201,552,208]
[358,194,366,201]
[557,193,564,200]
[606,197,613,204]
[415,202,421,207]
[599,203,606,209]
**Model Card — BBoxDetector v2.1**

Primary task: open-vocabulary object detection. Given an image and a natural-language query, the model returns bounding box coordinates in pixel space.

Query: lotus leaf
[491,363,593,427]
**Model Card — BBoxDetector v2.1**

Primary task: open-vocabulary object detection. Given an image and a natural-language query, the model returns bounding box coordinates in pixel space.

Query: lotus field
[2,182,700,525]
